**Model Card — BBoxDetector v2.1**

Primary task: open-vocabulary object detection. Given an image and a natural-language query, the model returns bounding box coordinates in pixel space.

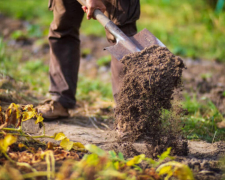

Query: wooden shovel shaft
[77,0,141,53]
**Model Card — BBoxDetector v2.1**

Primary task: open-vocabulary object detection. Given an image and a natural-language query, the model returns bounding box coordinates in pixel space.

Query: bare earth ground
[1,14,225,179]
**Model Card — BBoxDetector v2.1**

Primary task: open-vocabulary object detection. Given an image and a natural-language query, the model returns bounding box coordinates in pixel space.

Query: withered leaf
[5,108,18,127]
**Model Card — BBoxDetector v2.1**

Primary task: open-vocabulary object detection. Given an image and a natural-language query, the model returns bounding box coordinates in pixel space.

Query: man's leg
[49,0,84,109]
[38,0,84,118]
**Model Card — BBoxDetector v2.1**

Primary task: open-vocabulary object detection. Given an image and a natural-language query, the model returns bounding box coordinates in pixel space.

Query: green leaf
[109,150,117,159]
[145,157,157,166]
[118,152,125,161]
[85,144,106,156]
[54,132,66,141]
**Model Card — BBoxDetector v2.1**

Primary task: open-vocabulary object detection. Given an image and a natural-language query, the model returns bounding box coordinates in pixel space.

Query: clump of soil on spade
[114,45,187,156]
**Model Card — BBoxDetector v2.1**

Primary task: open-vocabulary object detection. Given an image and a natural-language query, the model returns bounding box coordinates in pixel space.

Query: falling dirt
[114,45,187,156]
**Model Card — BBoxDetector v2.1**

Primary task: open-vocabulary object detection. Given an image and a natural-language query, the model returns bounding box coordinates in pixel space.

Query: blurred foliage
[0,37,49,94]
[97,55,111,67]
[138,0,225,61]
[181,94,225,142]
[0,0,224,61]
[77,74,113,102]
[55,145,194,180]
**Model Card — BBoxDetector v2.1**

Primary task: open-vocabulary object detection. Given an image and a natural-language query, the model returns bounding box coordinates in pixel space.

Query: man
[37,0,140,119]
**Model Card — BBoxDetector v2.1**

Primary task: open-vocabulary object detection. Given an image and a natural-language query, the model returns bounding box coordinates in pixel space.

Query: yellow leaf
[18,143,25,149]
[54,132,66,141]
[156,161,194,180]
[73,142,85,148]
[174,165,194,180]
[6,108,17,126]
[114,161,120,170]
[73,142,86,151]
[8,103,20,109]
[23,104,34,111]
[60,138,73,151]
[47,142,54,150]
[22,111,35,121]
[126,154,145,166]
[158,165,173,180]
[8,103,21,119]
[0,134,17,153]
[35,114,44,124]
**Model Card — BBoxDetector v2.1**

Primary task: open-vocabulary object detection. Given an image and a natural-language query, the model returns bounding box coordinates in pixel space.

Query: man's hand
[82,0,106,20]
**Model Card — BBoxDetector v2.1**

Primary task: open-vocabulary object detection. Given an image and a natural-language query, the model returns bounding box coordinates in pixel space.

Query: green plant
[97,55,111,67]
[201,73,212,80]
[181,94,225,142]
[77,75,113,102]
[56,145,194,180]
[0,38,49,93]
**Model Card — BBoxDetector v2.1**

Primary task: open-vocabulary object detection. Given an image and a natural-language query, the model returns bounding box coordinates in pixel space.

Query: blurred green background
[0,0,224,61]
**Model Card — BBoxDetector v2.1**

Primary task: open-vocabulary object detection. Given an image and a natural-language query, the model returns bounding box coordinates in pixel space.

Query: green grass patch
[181,94,225,142]
[77,74,113,102]
[0,37,49,94]
[96,55,111,67]
[138,0,225,61]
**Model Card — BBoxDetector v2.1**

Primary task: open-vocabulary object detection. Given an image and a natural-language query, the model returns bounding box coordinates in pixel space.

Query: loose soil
[115,46,184,140]
[1,14,225,179]
[114,45,188,158]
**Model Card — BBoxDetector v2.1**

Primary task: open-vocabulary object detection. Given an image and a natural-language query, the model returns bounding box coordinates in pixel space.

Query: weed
[0,37,49,94]
[77,75,113,102]
[181,94,225,142]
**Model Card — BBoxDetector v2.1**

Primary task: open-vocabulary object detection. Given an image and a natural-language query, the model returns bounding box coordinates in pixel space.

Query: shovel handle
[77,0,140,53]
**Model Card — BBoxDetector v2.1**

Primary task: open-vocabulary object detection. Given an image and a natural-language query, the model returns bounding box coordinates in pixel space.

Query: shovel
[77,0,166,60]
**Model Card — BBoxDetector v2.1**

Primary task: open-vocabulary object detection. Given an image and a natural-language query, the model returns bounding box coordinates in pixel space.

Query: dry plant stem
[1,125,54,139]
[89,117,104,132]
[45,151,55,180]
[93,117,110,130]
[23,171,55,179]
[0,123,7,130]
[2,126,22,132]
[42,122,46,135]
[0,132,54,139]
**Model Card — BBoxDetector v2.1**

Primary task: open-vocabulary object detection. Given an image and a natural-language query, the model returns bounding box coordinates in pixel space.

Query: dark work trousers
[48,0,139,109]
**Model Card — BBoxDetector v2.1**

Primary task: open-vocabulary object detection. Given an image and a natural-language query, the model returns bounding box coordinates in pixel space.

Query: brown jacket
[104,0,140,25]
